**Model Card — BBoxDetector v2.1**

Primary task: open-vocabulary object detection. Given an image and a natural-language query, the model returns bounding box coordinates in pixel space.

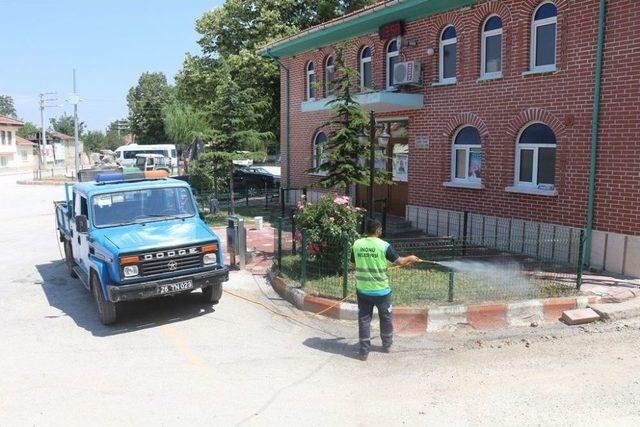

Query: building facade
[261,0,640,276]
[0,115,32,171]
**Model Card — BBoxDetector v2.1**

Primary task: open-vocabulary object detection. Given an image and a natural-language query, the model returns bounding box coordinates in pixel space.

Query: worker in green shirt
[351,219,419,361]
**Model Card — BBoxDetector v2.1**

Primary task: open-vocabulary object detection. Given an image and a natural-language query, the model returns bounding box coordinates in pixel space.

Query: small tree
[0,95,17,118]
[162,102,212,151]
[310,43,387,194]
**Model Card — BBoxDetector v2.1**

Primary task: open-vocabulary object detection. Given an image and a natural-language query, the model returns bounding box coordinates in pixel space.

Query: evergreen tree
[311,44,387,194]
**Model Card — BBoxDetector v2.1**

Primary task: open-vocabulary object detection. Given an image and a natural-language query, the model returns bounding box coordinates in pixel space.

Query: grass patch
[278,254,579,307]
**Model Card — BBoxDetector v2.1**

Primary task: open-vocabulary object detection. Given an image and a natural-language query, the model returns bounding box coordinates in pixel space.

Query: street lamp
[359,111,391,220]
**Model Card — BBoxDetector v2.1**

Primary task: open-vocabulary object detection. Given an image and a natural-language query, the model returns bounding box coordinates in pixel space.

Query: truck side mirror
[76,215,89,233]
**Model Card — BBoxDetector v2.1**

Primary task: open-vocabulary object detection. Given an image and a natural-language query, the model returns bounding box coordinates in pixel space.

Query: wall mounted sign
[415,136,429,148]
[392,144,409,182]
[379,21,404,40]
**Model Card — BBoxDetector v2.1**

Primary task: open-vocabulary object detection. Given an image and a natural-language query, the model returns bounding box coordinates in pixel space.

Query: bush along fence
[274,216,586,307]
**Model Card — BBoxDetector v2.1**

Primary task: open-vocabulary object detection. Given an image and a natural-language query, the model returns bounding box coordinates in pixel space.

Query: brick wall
[279,0,640,236]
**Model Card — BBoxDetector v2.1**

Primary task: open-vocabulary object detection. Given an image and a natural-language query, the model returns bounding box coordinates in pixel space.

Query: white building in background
[0,115,34,171]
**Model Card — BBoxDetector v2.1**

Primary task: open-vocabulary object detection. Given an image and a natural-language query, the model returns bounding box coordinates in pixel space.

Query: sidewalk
[212,225,275,275]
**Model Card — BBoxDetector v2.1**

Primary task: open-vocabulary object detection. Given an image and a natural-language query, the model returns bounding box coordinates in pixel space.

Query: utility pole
[70,69,81,177]
[39,92,57,172]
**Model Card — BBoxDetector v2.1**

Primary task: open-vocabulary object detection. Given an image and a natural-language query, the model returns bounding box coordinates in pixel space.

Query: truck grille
[138,246,203,277]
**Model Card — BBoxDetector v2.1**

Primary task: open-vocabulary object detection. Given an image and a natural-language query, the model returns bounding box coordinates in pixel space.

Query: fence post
[448,237,456,303]
[301,229,307,289]
[576,229,585,290]
[291,215,297,255]
[265,183,269,208]
[462,211,469,256]
[276,217,282,272]
[280,187,285,216]
[342,234,350,299]
[245,182,249,207]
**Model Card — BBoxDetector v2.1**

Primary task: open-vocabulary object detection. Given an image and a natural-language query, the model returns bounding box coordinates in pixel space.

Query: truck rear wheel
[202,283,222,304]
[91,273,118,325]
[64,241,78,278]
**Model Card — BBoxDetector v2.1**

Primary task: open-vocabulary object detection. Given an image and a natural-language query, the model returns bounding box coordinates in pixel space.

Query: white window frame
[325,56,335,97]
[451,126,482,183]
[6,131,11,145]
[312,132,327,172]
[530,2,557,73]
[306,61,315,101]
[514,122,557,188]
[385,38,400,90]
[439,25,457,84]
[20,150,28,161]
[360,46,372,91]
[0,130,5,145]
[481,15,503,79]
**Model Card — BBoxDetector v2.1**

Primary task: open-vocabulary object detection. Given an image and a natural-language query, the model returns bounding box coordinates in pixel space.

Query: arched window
[325,56,335,97]
[306,61,315,100]
[481,15,502,78]
[452,126,482,181]
[360,46,372,91]
[531,2,557,72]
[439,25,457,83]
[386,39,399,90]
[516,123,556,187]
[313,131,327,170]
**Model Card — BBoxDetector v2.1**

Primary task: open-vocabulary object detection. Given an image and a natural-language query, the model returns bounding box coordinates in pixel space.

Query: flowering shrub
[293,194,364,267]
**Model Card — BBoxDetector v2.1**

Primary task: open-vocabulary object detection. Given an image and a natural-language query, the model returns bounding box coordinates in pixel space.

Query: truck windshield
[92,187,196,227]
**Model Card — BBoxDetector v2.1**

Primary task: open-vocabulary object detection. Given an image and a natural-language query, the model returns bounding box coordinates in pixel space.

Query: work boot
[382,346,392,354]
[357,351,369,361]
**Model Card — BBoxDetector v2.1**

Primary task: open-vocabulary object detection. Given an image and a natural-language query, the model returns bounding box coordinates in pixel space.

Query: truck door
[71,192,90,274]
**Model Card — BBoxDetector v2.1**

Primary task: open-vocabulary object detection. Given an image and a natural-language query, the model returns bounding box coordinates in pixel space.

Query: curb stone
[267,272,603,332]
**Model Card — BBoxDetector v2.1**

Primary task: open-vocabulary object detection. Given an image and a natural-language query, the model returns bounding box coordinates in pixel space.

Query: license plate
[158,280,193,295]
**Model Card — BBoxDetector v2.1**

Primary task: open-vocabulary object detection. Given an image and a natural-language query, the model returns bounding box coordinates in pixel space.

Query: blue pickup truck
[55,171,228,324]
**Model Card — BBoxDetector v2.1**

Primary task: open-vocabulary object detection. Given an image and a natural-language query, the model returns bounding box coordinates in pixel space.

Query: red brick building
[260,0,640,276]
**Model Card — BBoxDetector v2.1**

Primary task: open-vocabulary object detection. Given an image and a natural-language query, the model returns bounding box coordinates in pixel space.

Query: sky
[1,0,224,131]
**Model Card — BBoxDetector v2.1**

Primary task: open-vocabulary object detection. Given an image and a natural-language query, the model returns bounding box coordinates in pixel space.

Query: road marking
[161,325,204,369]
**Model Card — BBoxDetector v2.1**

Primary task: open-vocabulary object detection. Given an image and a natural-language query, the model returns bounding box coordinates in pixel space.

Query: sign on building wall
[415,136,429,148]
[379,21,404,40]
[392,144,409,182]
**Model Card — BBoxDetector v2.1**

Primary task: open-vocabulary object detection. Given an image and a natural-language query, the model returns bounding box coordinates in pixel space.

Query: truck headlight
[203,253,217,265]
[123,265,139,277]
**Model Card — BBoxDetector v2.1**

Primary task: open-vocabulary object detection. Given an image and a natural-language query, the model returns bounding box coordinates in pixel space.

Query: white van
[115,144,178,168]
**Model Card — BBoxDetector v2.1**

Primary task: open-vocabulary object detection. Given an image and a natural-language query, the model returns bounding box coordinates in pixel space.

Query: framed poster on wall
[392,144,409,182]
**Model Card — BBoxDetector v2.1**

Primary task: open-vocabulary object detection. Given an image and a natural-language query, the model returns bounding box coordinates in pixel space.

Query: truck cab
[55,172,228,324]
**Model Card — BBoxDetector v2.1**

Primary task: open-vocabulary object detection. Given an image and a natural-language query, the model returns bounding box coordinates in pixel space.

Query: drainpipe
[583,0,607,266]
[264,50,291,190]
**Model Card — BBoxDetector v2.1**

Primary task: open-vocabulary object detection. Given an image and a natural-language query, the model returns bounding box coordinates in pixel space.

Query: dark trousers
[356,291,393,353]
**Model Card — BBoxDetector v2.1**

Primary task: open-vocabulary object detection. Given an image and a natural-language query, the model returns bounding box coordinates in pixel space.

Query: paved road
[1,175,640,426]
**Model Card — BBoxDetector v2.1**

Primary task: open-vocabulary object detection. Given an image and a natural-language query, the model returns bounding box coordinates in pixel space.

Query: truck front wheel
[202,283,222,304]
[91,273,118,325]
[64,241,78,278]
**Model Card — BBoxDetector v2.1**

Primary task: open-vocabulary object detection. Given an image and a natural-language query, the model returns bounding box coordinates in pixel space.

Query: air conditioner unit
[393,60,421,86]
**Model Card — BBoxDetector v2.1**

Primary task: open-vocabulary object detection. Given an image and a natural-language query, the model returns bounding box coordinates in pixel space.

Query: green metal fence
[273,217,584,307]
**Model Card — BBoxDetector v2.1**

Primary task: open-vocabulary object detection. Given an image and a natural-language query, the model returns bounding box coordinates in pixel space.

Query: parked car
[233,168,280,197]
[129,153,173,175]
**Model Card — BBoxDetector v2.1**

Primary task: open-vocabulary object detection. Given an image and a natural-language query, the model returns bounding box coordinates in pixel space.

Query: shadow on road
[303,337,361,360]
[36,260,215,337]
